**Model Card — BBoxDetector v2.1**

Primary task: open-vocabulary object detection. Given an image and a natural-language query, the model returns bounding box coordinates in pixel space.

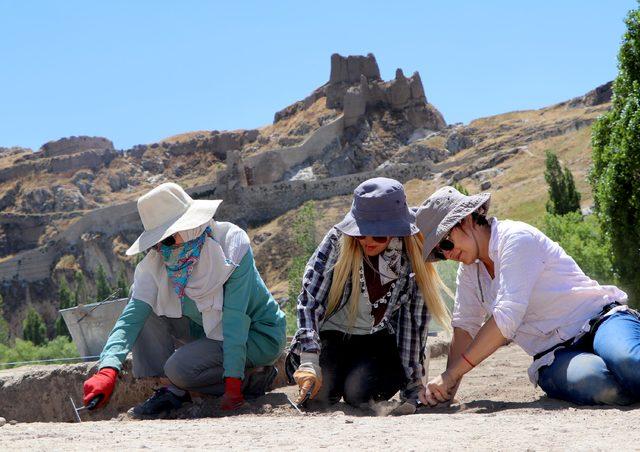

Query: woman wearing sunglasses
[82,182,286,417]
[287,177,450,413]
[415,186,640,406]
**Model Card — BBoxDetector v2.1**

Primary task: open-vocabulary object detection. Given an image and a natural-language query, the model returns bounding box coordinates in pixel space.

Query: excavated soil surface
[1,344,638,451]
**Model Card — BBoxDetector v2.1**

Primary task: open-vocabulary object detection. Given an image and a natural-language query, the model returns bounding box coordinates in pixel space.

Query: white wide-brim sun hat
[125,182,222,255]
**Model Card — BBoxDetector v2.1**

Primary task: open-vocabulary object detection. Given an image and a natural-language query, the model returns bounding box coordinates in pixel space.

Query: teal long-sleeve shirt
[99,249,286,380]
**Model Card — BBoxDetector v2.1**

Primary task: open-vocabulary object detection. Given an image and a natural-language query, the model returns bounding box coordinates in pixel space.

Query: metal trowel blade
[69,396,83,423]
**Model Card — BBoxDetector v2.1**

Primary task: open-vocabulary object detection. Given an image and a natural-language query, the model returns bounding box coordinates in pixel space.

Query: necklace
[359,265,396,308]
[362,254,398,281]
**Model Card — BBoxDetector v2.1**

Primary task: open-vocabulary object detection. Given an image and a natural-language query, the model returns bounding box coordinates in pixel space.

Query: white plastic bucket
[59,298,128,359]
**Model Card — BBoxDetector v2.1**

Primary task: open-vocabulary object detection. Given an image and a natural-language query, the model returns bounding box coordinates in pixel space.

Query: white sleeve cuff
[451,320,482,338]
[492,306,518,340]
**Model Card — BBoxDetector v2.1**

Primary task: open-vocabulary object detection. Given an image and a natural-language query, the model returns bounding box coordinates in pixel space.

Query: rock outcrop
[20,188,55,213]
[0,148,118,185]
[40,136,114,158]
[0,146,31,157]
[446,128,475,154]
[53,185,87,211]
[20,185,87,213]
[72,170,95,195]
[563,81,613,109]
[0,183,20,211]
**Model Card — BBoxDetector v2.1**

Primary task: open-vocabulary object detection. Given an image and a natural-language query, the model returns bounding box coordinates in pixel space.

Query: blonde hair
[326,233,451,331]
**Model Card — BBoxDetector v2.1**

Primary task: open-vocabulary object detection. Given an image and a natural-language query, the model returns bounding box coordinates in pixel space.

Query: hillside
[0,53,611,335]
[249,95,609,298]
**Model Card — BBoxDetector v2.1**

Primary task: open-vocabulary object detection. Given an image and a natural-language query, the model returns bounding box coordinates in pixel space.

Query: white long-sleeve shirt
[451,218,628,384]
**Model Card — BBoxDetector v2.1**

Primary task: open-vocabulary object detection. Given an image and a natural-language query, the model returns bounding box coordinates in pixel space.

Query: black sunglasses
[433,230,455,260]
[355,235,389,244]
[160,235,177,247]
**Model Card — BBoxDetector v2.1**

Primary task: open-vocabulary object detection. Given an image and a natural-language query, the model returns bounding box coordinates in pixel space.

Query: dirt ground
[1,344,639,451]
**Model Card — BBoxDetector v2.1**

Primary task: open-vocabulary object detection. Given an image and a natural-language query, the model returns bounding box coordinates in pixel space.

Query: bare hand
[420,371,459,407]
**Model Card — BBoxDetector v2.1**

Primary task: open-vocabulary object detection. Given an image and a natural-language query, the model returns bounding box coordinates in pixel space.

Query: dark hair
[471,211,489,226]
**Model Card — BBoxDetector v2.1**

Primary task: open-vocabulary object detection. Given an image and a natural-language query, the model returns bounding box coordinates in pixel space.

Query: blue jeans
[538,310,640,405]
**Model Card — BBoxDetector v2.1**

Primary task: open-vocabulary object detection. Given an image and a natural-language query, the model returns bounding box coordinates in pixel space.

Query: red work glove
[83,367,118,408]
[221,377,245,411]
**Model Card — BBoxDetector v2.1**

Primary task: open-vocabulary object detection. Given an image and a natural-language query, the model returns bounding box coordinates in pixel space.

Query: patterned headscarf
[156,226,214,299]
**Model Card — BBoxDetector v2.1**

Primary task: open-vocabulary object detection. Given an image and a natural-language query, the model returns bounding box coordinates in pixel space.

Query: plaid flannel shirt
[289,227,430,399]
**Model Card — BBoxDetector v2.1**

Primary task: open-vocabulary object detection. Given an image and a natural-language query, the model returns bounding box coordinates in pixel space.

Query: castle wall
[217,160,435,225]
[0,148,119,184]
[0,161,434,283]
[0,244,60,283]
[243,116,344,184]
[40,136,114,158]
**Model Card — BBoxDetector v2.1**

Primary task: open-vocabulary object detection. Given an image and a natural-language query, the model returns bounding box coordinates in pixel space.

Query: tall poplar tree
[590,5,640,304]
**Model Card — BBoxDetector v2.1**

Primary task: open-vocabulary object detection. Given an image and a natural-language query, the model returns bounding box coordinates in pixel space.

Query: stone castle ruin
[0,52,538,334]
[216,53,447,190]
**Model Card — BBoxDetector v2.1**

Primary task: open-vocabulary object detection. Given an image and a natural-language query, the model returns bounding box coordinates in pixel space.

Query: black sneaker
[132,387,191,417]
[243,366,278,399]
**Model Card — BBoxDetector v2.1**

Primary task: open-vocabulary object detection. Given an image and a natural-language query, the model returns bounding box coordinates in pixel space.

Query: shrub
[0,337,79,369]
[286,202,317,336]
[453,182,469,196]
[543,212,615,285]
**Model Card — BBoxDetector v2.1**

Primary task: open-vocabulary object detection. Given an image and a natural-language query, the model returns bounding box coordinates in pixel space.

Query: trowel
[287,383,314,414]
[69,395,103,422]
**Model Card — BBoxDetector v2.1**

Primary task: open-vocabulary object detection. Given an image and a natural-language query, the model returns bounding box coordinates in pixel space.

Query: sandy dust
[1,345,638,451]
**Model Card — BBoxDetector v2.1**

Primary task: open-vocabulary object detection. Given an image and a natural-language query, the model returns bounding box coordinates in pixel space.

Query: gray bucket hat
[335,177,419,237]
[415,186,491,261]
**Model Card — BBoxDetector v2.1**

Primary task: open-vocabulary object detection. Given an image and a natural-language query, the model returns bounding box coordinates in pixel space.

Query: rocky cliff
[0,53,613,338]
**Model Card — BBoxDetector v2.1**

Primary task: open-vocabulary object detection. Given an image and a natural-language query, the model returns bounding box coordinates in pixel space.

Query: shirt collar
[487,217,500,262]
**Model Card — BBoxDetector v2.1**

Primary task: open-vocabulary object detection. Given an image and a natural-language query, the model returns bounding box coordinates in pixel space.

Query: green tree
[590,5,640,304]
[544,212,615,285]
[286,202,317,336]
[95,265,112,302]
[116,266,130,298]
[74,270,87,306]
[0,293,10,346]
[544,150,581,215]
[22,307,47,346]
[54,277,75,338]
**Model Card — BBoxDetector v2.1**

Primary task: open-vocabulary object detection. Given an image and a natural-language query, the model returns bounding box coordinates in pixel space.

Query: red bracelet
[461,352,476,368]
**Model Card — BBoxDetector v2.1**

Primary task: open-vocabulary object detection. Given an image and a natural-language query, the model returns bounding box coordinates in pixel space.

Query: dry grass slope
[249,100,607,297]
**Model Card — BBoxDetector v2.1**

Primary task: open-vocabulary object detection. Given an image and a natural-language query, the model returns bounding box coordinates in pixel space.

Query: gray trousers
[132,311,228,395]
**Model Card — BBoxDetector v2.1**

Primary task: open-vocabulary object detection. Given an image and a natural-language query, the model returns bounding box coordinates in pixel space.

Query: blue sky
[0,1,637,150]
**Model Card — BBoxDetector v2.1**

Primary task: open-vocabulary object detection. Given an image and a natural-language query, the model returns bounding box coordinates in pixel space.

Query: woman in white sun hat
[415,186,640,407]
[82,182,286,417]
